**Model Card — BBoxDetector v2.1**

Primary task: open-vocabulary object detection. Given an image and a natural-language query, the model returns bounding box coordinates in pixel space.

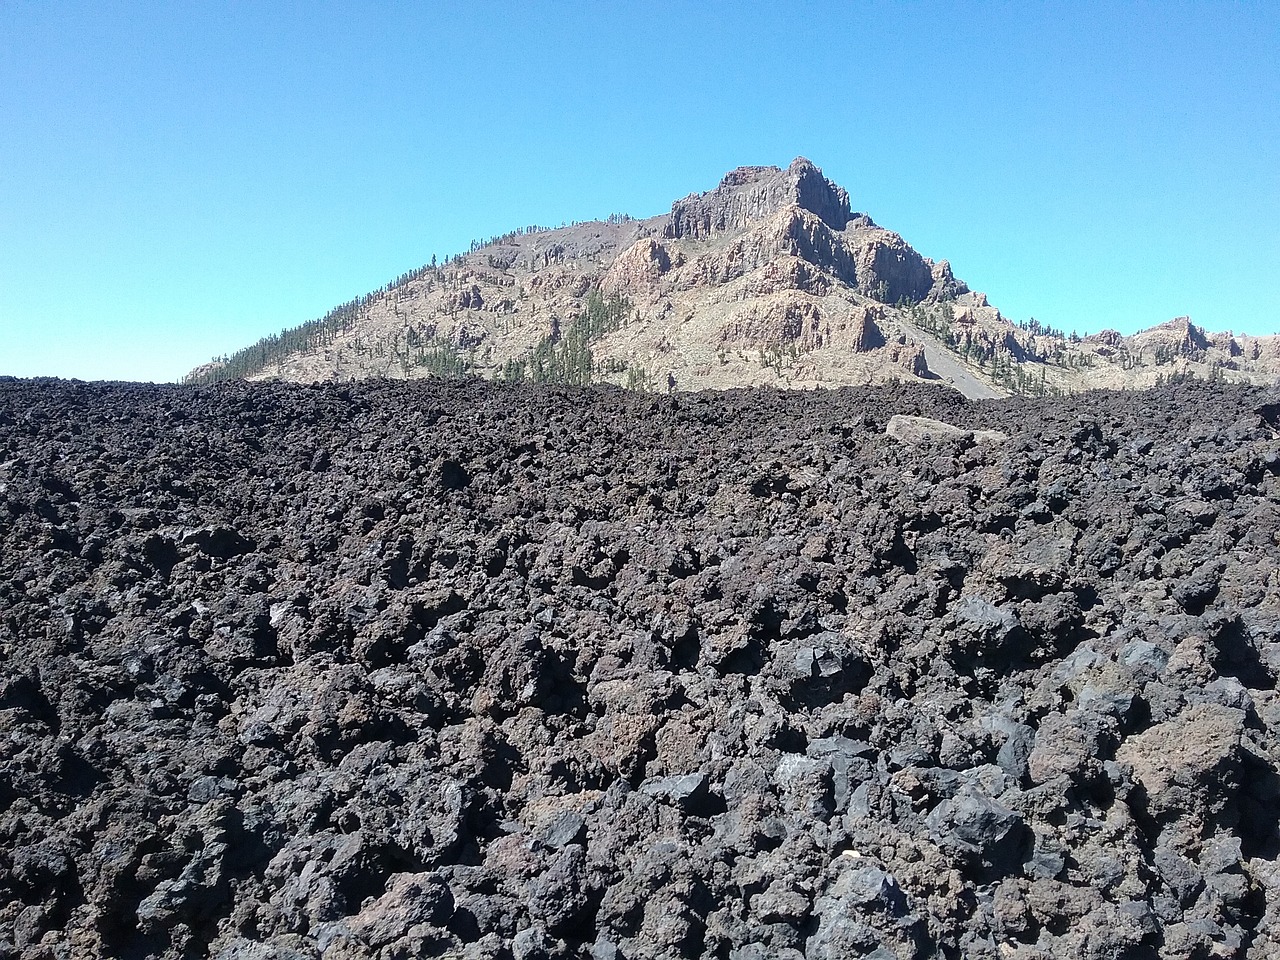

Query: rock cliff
[664,159,855,239]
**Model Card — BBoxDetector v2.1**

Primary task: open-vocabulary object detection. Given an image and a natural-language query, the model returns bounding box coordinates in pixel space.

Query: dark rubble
[2,377,1280,960]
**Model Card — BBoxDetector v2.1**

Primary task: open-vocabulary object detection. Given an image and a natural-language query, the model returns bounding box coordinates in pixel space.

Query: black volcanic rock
[1,377,1279,959]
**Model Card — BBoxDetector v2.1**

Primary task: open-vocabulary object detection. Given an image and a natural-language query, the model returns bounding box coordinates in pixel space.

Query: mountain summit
[188,159,1280,395]
[666,158,856,236]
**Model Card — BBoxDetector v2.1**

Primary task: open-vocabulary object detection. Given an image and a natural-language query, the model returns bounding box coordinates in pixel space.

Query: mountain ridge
[186,159,1280,397]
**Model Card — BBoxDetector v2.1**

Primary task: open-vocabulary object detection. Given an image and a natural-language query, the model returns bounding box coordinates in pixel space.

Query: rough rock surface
[665,159,857,238]
[2,376,1280,959]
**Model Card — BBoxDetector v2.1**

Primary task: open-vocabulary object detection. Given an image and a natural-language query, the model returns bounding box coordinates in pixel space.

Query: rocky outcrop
[891,340,930,377]
[668,206,853,290]
[601,239,673,296]
[1130,316,1214,359]
[789,157,855,230]
[844,226,937,304]
[846,308,887,353]
[717,300,889,356]
[664,158,853,240]
[885,414,1007,445]
[669,204,937,310]
[718,297,827,350]
[738,258,832,299]
[1086,329,1125,348]
[661,162,936,307]
[929,260,969,300]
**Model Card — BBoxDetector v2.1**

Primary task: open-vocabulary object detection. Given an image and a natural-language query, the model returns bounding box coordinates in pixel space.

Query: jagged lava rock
[1,376,1279,959]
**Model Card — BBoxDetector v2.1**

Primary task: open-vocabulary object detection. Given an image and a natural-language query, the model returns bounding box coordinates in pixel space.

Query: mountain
[187,159,1280,397]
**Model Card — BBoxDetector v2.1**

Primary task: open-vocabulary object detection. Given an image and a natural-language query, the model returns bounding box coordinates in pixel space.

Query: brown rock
[601,238,671,296]
[1115,703,1244,817]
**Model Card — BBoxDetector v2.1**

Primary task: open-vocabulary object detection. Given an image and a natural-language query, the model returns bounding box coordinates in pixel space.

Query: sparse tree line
[184,297,368,385]
[186,251,512,384]
[466,212,633,255]
[759,340,803,373]
[904,302,1085,397]
[186,207,650,386]
[469,225,551,252]
[1156,367,1228,386]
[499,290,635,387]
[1015,317,1077,341]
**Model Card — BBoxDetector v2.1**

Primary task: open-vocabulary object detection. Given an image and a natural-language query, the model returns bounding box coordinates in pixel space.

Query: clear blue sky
[2,1,1277,381]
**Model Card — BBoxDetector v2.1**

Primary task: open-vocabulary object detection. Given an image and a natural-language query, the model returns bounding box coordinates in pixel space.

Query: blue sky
[2,1,1276,381]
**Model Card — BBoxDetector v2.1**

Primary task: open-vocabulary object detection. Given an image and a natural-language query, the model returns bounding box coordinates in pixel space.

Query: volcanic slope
[187,158,1280,396]
[4,378,1280,958]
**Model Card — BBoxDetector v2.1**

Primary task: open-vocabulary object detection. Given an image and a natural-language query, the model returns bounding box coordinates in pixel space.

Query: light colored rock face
[600,238,671,296]
[189,158,1280,395]
[1115,703,1244,817]
[884,415,1008,445]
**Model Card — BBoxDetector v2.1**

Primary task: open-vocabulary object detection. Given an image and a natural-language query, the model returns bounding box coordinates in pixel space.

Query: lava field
[2,377,1279,960]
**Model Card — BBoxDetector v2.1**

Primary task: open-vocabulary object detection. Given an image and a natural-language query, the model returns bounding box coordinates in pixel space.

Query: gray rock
[831,864,907,914]
[774,755,835,818]
[1048,644,1103,689]
[926,785,1028,871]
[955,596,1019,640]
[538,810,587,849]
[1023,833,1066,880]
[1120,639,1170,676]
[212,940,315,960]
[991,721,1035,782]
[589,941,622,960]
[511,925,554,960]
[808,736,875,811]
[639,772,709,809]
[181,524,254,558]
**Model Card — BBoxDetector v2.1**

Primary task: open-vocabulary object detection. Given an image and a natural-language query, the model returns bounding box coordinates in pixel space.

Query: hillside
[185,159,1280,397]
[3,377,1280,958]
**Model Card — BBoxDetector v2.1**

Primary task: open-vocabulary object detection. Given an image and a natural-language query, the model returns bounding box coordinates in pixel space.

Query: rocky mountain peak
[665,157,853,240]
[717,165,781,189]
[1162,316,1211,349]
[787,156,853,230]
